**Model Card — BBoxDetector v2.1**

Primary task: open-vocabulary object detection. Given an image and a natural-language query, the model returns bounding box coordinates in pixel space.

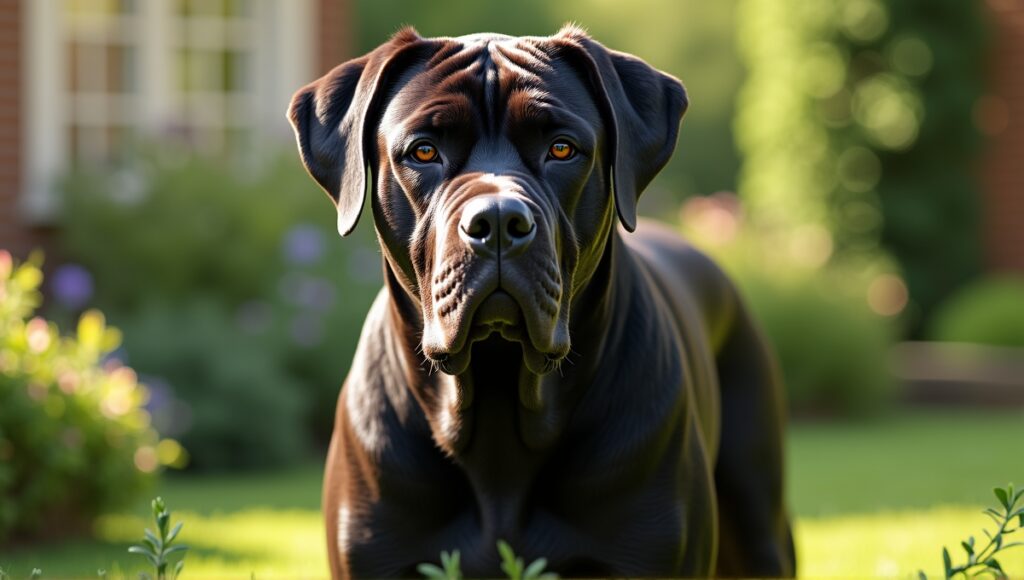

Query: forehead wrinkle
[413,94,474,131]
[513,39,555,65]
[506,88,554,128]
[492,42,550,93]
[426,41,466,68]
[394,38,580,143]
[493,42,553,74]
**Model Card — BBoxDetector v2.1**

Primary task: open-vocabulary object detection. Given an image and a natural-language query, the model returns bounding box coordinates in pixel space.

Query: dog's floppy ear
[555,26,688,232]
[287,28,426,236]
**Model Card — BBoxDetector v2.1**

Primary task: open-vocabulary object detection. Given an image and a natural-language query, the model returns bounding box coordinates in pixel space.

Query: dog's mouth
[429,290,565,377]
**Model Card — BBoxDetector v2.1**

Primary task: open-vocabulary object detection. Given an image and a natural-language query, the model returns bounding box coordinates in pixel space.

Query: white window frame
[21,0,316,223]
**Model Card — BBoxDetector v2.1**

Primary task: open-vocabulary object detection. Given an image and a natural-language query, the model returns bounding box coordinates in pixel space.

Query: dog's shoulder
[626,218,740,354]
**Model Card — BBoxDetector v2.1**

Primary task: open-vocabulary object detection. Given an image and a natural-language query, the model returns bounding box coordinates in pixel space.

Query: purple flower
[50,263,94,310]
[289,314,325,348]
[141,376,173,416]
[278,272,336,311]
[282,224,326,266]
[142,376,192,437]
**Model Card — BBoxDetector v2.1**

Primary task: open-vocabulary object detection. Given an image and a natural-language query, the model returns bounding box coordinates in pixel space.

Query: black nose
[458,195,536,258]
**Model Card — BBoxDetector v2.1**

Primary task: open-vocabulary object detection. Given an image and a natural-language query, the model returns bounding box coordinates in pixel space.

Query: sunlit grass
[2,410,1022,578]
[100,509,326,578]
[787,410,1024,517]
[798,506,1024,578]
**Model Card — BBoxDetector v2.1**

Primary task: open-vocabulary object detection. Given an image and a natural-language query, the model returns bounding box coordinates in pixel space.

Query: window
[171,0,256,157]
[23,0,317,219]
[64,0,140,167]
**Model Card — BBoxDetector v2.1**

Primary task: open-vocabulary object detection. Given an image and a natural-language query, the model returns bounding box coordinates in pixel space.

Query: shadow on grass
[1,540,253,578]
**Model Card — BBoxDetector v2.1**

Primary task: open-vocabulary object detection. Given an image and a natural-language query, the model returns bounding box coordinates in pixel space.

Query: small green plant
[417,550,462,580]
[418,541,556,580]
[921,484,1024,579]
[128,497,189,580]
[497,540,556,580]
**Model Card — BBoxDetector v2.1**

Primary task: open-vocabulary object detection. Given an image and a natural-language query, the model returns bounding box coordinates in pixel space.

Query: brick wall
[980,0,1024,272]
[0,0,45,260]
[317,0,354,75]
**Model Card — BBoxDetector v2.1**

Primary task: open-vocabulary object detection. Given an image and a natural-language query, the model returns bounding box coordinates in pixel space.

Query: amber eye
[548,140,575,160]
[412,142,439,163]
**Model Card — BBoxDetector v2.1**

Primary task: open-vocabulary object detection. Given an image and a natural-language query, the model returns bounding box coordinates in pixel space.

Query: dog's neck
[379,229,629,438]
[371,232,677,537]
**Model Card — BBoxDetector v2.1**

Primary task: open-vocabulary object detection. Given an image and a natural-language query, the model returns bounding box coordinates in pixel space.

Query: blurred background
[1,0,1023,577]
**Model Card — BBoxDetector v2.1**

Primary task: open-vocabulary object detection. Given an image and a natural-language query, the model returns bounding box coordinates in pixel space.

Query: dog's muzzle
[421,181,571,376]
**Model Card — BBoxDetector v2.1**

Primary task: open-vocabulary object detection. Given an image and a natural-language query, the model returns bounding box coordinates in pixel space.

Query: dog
[287,25,795,578]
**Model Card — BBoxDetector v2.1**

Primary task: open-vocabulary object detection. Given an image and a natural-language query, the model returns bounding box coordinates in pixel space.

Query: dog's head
[288,25,686,391]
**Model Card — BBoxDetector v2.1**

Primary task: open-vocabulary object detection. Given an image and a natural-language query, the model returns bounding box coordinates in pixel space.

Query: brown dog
[287,25,794,578]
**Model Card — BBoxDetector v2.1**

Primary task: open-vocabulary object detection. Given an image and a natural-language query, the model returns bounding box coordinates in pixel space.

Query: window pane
[177,0,225,17]
[223,51,248,92]
[67,41,81,93]
[176,49,191,92]
[107,44,136,93]
[196,50,223,92]
[76,43,106,93]
[223,0,251,18]
[66,0,134,16]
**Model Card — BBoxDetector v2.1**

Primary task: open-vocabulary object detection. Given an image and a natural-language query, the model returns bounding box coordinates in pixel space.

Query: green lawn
[2,410,1023,578]
[788,410,1024,578]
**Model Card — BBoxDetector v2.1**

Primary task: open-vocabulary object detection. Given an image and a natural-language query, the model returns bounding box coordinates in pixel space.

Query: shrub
[0,252,166,543]
[928,276,1024,348]
[59,154,327,311]
[116,298,309,471]
[57,152,382,463]
[737,271,898,416]
[680,193,900,416]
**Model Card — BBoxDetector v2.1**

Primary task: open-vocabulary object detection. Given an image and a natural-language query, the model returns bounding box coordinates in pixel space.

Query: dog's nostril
[506,216,535,239]
[461,218,492,241]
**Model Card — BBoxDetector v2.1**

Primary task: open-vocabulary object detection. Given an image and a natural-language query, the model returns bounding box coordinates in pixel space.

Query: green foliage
[739,270,898,416]
[115,298,308,471]
[418,542,556,580]
[921,484,1024,579]
[418,550,462,580]
[735,0,988,332]
[59,155,323,310]
[928,276,1024,348]
[681,196,900,416]
[497,540,556,580]
[57,153,382,467]
[0,252,162,543]
[128,497,189,580]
